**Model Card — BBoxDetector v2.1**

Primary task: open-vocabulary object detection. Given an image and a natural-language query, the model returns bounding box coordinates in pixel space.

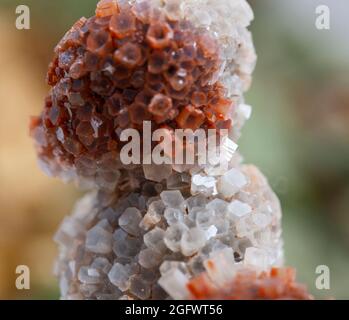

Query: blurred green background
[0,0,348,299]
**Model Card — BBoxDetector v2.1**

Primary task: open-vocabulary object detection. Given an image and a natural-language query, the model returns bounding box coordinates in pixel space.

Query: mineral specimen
[30,0,255,190]
[31,0,301,301]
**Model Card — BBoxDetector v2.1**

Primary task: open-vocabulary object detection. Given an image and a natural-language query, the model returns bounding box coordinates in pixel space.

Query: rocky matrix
[31,0,285,300]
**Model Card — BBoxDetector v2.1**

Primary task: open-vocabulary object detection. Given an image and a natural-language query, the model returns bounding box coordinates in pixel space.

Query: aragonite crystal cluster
[30,0,310,300]
[187,266,313,300]
[30,0,254,190]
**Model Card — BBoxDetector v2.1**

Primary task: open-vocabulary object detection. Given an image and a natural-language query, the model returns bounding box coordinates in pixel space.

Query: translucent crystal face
[30,0,245,189]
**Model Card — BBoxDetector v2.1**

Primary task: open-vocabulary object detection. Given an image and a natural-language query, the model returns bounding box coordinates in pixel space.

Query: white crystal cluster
[54,153,283,299]
[53,0,284,300]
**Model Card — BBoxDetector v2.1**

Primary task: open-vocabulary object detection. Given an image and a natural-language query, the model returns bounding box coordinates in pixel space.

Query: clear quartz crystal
[227,200,252,218]
[164,207,185,225]
[252,212,272,229]
[160,190,186,211]
[205,225,218,240]
[85,225,112,254]
[214,218,230,235]
[113,229,142,258]
[195,208,215,229]
[160,260,189,276]
[87,268,100,278]
[206,199,229,216]
[139,200,164,230]
[180,227,206,256]
[144,227,168,254]
[191,174,217,196]
[78,266,101,284]
[164,223,188,252]
[118,207,142,236]
[158,269,189,300]
[91,257,111,274]
[186,194,207,211]
[138,248,163,269]
[217,168,247,199]
[108,263,134,291]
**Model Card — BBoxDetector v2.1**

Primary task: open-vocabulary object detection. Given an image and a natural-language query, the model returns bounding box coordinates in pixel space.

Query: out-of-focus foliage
[0,0,348,299]
[242,0,349,299]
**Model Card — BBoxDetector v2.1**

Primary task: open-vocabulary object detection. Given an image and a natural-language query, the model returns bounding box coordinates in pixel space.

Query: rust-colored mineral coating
[187,267,314,300]
[30,0,233,176]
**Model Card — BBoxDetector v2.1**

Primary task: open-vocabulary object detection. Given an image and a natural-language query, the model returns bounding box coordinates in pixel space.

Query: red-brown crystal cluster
[187,267,313,300]
[30,0,233,185]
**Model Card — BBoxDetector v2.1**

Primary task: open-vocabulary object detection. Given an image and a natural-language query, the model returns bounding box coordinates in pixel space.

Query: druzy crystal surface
[54,159,283,299]
[30,0,255,190]
[30,0,299,300]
